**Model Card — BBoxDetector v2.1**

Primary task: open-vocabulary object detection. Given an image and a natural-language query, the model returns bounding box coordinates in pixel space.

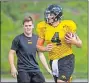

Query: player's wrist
[37,45,46,52]
[75,40,82,47]
[73,39,78,45]
[44,47,48,52]
[10,64,15,69]
[39,46,47,52]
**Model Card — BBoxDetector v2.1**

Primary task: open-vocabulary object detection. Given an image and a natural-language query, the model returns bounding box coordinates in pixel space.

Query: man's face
[47,13,55,24]
[23,21,33,35]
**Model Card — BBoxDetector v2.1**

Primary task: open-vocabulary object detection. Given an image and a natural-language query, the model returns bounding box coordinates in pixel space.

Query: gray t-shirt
[11,33,40,72]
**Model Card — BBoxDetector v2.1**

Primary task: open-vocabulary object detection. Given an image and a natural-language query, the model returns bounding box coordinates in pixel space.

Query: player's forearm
[75,39,82,48]
[36,45,46,52]
[8,51,15,69]
[8,50,18,78]
[8,55,15,69]
[38,52,50,71]
[74,36,82,48]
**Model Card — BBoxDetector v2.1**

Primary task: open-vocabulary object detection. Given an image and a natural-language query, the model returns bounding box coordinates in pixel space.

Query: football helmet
[44,4,63,25]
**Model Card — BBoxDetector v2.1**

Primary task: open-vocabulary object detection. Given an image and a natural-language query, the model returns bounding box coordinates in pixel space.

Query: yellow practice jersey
[37,20,77,60]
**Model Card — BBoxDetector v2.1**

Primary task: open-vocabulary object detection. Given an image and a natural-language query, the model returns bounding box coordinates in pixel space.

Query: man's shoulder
[37,21,46,26]
[13,33,23,40]
[60,20,77,30]
[61,20,76,25]
[37,21,47,29]
[32,33,38,38]
[37,21,47,34]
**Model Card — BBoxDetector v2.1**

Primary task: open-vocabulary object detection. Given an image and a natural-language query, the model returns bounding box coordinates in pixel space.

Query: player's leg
[31,71,45,83]
[57,54,75,83]
[53,76,72,83]
[50,60,66,83]
[67,76,72,83]
[50,54,75,83]
[56,76,72,83]
[53,75,66,83]
[17,71,31,83]
[57,76,72,83]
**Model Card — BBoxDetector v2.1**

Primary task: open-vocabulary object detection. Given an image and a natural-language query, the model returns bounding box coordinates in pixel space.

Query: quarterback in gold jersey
[36,4,82,83]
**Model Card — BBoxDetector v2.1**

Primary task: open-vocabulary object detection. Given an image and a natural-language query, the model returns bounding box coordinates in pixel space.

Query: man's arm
[8,50,18,78]
[73,35,82,48]
[37,51,52,75]
[36,38,53,52]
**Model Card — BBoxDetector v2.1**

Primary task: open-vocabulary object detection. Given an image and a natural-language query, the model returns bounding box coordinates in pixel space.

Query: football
[65,32,74,38]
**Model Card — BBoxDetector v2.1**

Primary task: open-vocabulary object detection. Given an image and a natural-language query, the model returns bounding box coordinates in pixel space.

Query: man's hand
[65,33,77,45]
[11,66,18,78]
[47,68,52,75]
[45,44,53,51]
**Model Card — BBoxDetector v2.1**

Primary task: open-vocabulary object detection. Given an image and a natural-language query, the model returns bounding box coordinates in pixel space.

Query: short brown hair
[23,16,33,25]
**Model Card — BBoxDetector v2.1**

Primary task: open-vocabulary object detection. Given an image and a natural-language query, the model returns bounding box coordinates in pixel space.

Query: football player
[36,4,82,83]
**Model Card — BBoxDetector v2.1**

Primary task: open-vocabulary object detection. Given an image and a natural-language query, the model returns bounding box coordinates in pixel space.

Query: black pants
[17,71,45,83]
[50,54,75,83]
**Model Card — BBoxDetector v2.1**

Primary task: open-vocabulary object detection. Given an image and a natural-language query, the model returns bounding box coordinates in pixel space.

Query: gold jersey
[37,20,77,60]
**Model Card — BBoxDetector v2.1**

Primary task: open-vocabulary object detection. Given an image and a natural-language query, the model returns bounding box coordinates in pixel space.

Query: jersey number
[51,32,61,45]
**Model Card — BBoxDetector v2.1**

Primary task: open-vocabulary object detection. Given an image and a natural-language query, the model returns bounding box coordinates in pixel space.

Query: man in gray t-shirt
[8,16,52,83]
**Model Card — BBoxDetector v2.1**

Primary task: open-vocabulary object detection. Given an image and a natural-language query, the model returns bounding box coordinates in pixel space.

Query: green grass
[1,0,88,79]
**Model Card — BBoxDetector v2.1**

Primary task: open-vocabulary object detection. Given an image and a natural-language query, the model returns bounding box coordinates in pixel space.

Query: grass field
[1,78,88,83]
[1,0,88,79]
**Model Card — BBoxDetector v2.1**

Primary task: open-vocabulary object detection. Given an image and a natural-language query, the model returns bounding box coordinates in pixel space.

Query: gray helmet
[44,4,63,24]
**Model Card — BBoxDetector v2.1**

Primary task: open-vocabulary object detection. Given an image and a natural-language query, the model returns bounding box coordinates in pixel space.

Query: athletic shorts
[50,54,75,82]
[17,71,45,83]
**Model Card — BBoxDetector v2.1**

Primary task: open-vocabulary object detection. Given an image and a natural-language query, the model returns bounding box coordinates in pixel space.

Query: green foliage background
[1,0,88,79]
